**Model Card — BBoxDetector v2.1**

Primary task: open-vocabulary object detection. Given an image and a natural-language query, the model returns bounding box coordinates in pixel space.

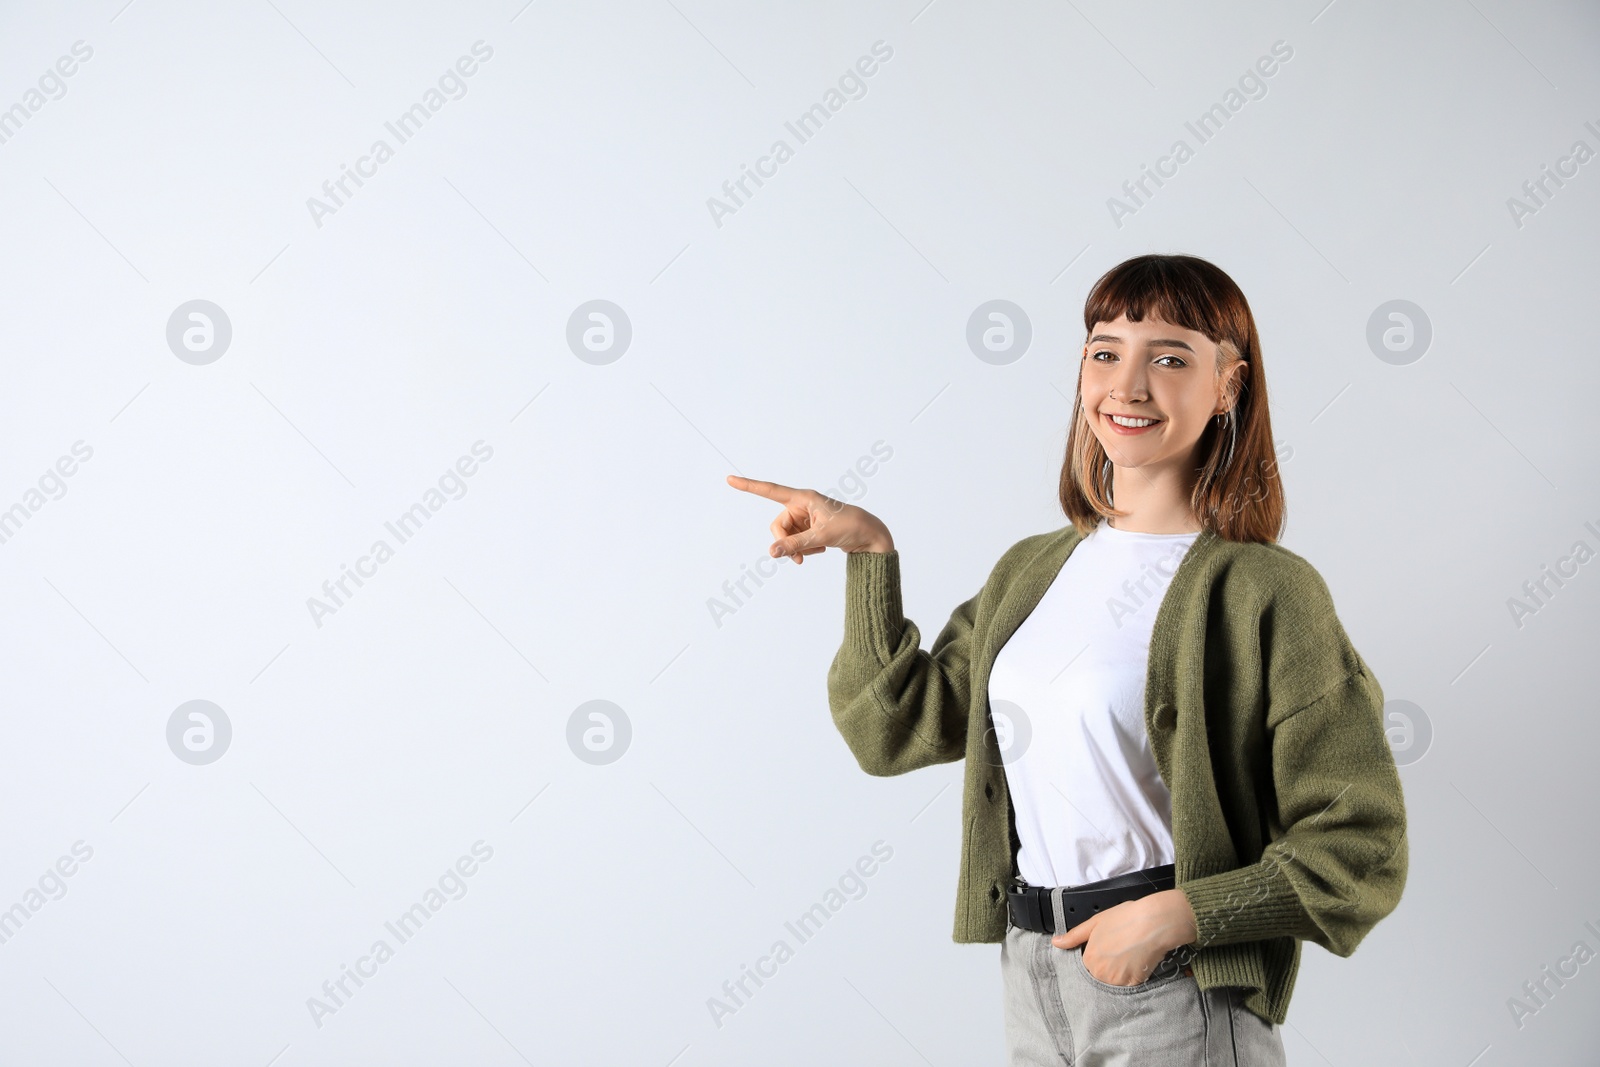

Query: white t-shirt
[987,517,1201,889]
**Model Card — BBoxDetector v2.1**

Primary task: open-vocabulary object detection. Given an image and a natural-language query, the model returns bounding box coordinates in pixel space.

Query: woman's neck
[1106,466,1202,534]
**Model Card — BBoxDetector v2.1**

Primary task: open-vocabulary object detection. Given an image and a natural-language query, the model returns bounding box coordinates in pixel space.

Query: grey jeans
[1002,922,1287,1065]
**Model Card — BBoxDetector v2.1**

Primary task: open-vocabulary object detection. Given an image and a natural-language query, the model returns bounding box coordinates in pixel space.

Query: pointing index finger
[726,475,797,503]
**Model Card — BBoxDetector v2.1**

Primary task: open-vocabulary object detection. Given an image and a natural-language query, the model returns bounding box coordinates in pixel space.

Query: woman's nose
[1110,370,1147,401]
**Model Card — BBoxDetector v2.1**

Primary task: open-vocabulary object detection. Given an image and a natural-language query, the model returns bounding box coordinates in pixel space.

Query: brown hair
[1058,254,1285,543]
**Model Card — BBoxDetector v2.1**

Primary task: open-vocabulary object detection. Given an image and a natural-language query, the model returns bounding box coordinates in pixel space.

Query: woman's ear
[1220,355,1250,413]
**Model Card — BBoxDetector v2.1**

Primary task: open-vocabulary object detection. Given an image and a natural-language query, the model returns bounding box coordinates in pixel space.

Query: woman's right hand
[725,475,895,565]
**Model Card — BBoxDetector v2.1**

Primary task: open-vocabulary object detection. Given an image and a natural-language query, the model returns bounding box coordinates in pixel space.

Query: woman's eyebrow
[1089,333,1196,352]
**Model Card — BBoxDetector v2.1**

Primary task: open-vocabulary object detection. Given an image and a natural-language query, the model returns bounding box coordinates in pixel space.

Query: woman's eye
[1090,350,1185,366]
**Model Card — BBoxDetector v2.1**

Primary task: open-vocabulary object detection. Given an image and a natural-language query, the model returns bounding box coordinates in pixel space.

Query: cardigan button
[984,782,994,801]
[989,884,1000,902]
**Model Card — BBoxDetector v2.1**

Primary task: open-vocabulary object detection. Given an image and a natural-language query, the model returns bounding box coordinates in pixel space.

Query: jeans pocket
[1074,946,1188,995]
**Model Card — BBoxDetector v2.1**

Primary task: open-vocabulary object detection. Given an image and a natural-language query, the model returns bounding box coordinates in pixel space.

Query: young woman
[728,254,1408,1065]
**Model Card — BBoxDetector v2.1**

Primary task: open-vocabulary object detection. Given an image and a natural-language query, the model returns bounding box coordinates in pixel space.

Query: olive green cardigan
[826,522,1408,1026]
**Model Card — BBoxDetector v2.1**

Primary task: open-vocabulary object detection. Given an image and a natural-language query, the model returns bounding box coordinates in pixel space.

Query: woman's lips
[1103,412,1162,435]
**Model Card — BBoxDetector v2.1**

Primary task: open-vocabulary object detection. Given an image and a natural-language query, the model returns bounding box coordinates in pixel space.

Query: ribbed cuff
[1181,858,1308,949]
[843,549,905,663]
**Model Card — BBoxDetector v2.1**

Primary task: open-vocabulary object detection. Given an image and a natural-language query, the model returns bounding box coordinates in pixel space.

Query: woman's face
[1078,313,1242,473]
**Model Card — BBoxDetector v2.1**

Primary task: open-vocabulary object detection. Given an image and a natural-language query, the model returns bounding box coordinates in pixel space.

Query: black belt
[1007,863,1176,936]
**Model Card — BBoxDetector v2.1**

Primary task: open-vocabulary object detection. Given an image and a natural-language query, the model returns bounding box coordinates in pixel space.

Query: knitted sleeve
[825,549,978,776]
[1179,576,1409,956]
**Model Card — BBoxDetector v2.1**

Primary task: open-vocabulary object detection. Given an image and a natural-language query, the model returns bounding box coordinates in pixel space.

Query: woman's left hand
[1051,888,1199,986]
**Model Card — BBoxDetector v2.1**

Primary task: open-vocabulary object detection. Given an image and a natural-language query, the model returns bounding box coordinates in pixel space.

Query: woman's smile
[1103,411,1163,435]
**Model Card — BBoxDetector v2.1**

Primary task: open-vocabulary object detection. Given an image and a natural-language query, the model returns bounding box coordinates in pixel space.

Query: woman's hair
[1058,253,1285,543]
